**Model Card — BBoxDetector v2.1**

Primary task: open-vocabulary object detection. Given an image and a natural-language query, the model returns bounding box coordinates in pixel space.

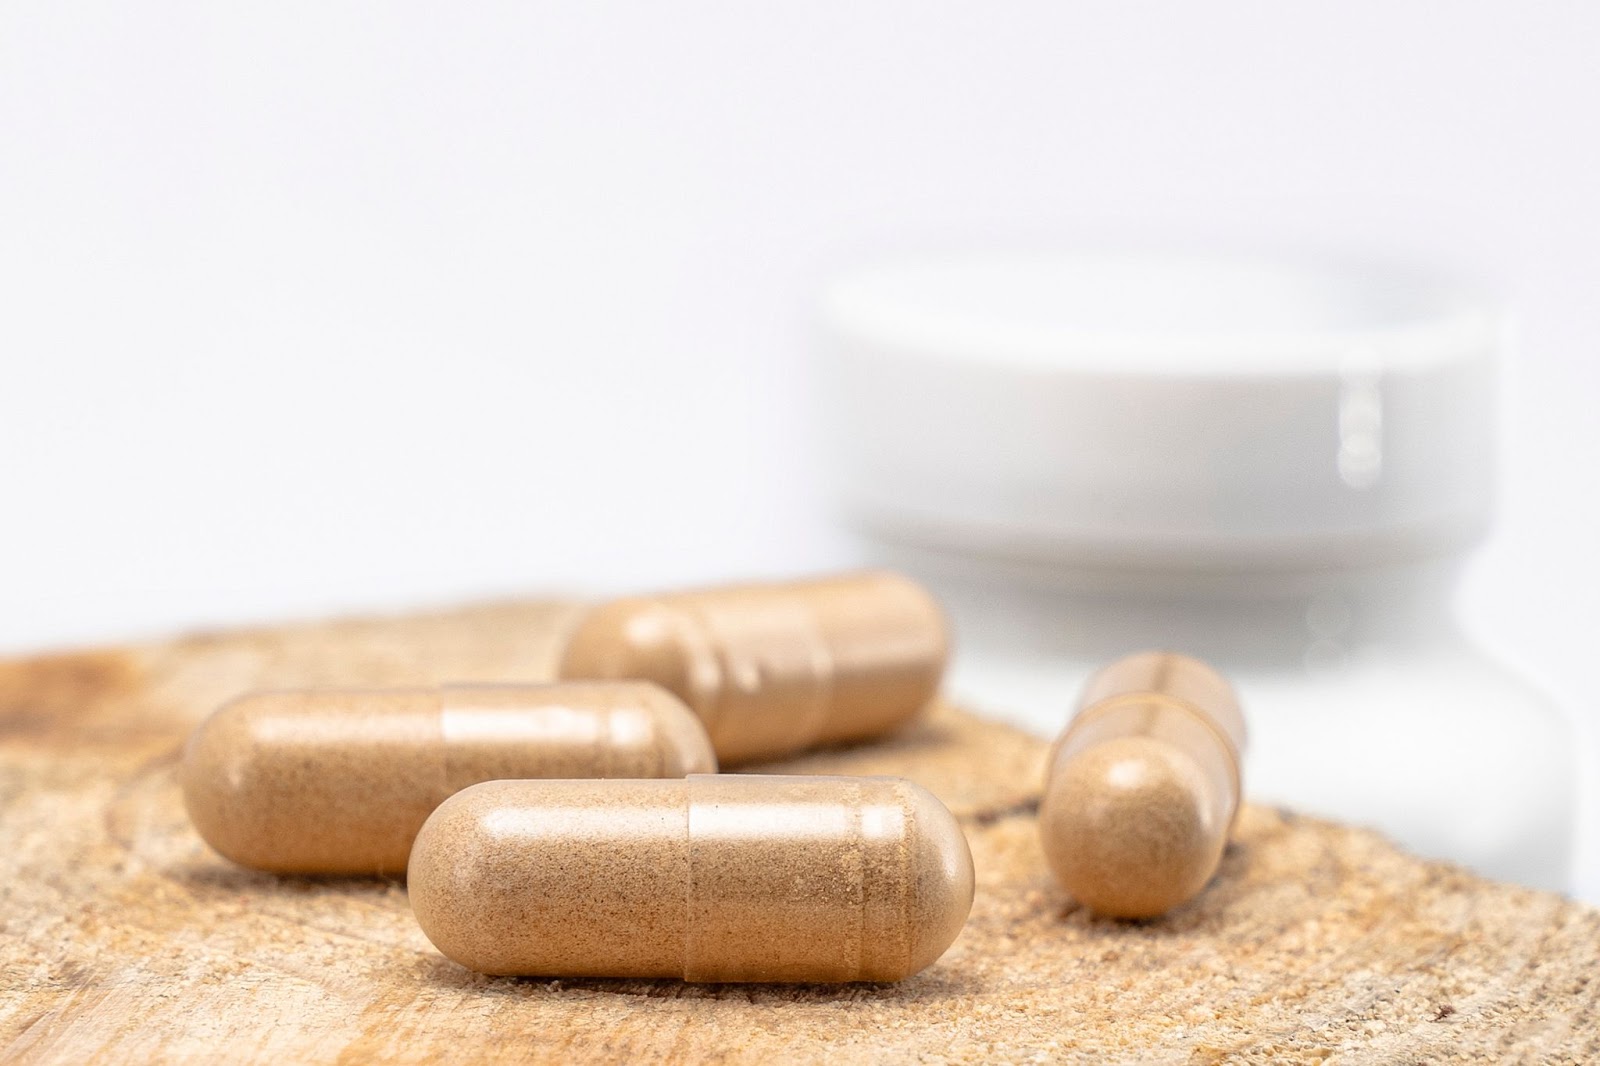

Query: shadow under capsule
[415,955,980,1004]
[165,858,407,900]
[1046,839,1253,933]
[734,716,963,774]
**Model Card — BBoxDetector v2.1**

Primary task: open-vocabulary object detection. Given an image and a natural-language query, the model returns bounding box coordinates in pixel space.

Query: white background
[2,4,1597,898]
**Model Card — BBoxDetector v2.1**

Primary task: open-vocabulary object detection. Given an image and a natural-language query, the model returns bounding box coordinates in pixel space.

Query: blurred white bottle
[816,249,1576,892]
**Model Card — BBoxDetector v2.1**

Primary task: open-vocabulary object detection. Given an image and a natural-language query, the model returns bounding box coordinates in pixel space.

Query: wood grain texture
[1,601,1596,1064]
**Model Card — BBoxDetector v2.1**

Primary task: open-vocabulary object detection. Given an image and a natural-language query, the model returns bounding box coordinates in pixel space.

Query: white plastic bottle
[816,249,1577,892]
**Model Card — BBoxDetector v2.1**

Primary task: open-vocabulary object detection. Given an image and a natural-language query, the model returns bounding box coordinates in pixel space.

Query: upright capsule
[1038,651,1246,919]
[557,571,949,764]
[181,681,715,876]
[408,774,975,982]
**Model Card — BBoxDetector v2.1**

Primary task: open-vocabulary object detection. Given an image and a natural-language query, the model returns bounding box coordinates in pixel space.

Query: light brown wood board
[0,601,1596,1064]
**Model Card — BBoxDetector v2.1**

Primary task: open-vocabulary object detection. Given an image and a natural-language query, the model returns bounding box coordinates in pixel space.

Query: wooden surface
[1,601,1597,1064]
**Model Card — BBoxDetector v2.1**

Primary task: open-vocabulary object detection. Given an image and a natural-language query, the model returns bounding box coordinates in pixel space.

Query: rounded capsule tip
[635,683,717,776]
[407,784,499,973]
[180,691,274,870]
[558,600,712,715]
[901,781,975,978]
[1039,736,1226,919]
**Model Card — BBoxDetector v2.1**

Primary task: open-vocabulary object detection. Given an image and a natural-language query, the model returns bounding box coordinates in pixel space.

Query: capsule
[1038,651,1246,919]
[181,681,715,876]
[408,774,975,982]
[557,571,949,764]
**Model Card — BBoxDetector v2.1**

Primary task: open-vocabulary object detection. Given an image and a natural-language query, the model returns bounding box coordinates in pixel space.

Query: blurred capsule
[558,571,948,764]
[1038,651,1246,918]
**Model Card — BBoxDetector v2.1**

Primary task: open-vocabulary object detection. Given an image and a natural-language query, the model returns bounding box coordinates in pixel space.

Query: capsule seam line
[1065,693,1242,809]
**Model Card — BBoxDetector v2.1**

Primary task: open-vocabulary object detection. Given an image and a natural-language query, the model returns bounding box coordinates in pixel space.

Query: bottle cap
[817,249,1499,571]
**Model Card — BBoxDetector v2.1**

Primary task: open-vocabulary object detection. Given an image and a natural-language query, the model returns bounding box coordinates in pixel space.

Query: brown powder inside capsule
[557,571,949,764]
[1039,652,1244,918]
[181,681,714,876]
[407,775,974,982]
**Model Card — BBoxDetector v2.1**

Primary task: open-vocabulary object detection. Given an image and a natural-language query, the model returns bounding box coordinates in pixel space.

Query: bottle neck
[866,542,1467,671]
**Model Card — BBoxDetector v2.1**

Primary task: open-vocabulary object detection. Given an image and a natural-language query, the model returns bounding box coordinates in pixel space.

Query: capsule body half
[1038,651,1246,918]
[181,681,715,875]
[407,774,975,982]
[556,571,949,764]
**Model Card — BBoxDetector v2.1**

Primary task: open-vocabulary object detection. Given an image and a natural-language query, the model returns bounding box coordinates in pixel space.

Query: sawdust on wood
[0,601,1596,1064]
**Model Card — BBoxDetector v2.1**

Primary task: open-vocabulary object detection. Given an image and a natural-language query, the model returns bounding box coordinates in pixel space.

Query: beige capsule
[557,571,949,764]
[408,774,975,982]
[181,681,715,876]
[1038,651,1246,919]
